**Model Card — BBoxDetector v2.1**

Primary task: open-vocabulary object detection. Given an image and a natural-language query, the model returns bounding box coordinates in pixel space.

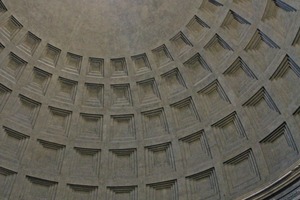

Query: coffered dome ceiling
[0,0,299,199]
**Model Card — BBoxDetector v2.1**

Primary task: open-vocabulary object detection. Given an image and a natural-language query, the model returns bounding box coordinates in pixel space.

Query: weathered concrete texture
[0,0,299,199]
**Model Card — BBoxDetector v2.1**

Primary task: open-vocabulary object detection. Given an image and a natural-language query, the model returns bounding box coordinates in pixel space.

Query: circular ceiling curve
[4,0,202,56]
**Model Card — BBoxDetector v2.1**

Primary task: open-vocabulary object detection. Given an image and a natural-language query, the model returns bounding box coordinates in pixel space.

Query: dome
[0,0,299,199]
